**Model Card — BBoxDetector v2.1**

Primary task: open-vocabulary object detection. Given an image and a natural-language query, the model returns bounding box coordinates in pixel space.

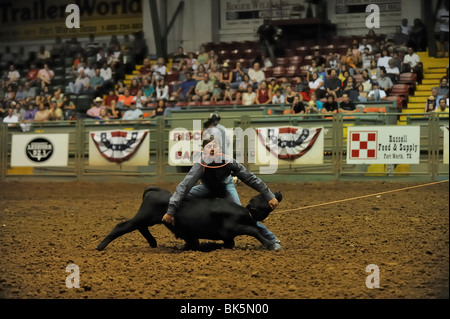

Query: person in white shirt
[402,47,423,83]
[401,18,411,35]
[247,62,265,86]
[377,49,391,70]
[151,57,166,86]
[309,72,324,92]
[122,102,143,120]
[242,85,256,106]
[3,108,19,126]
[155,79,169,101]
[368,82,387,101]
[271,89,285,104]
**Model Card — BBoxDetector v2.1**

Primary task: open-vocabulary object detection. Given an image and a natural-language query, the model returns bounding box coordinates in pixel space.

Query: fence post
[156,117,165,183]
[75,119,85,180]
[0,124,7,182]
[332,113,344,180]
[428,112,440,181]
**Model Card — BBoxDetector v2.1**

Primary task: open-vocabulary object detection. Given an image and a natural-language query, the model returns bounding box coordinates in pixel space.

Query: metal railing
[0,112,448,182]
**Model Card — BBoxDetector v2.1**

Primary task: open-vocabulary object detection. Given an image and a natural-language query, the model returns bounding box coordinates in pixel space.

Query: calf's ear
[275,191,283,202]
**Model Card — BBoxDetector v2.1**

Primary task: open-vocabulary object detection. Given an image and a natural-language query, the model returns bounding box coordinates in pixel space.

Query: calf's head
[246,191,283,222]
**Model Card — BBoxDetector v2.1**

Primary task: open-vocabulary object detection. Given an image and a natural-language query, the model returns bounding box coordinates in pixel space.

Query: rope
[272,179,449,215]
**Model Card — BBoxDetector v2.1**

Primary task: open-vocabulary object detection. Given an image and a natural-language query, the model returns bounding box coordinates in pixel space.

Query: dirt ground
[0,180,448,299]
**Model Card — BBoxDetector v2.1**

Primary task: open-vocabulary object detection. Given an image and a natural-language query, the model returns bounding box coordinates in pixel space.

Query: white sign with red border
[347,126,420,164]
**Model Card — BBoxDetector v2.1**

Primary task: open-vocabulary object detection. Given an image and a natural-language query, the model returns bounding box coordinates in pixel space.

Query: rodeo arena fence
[0,101,449,183]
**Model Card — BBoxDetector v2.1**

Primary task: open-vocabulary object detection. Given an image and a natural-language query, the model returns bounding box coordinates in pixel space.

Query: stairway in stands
[399,52,448,124]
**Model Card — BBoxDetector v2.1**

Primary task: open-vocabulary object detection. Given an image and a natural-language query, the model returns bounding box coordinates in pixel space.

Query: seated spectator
[358,38,373,53]
[230,61,246,90]
[151,99,166,118]
[368,82,387,101]
[3,85,16,103]
[139,58,152,80]
[326,52,340,72]
[356,83,368,102]
[192,73,214,102]
[69,69,90,95]
[268,77,279,94]
[271,89,285,104]
[308,92,323,113]
[386,59,400,83]
[361,47,374,70]
[436,97,449,115]
[425,96,436,112]
[12,101,25,121]
[155,79,169,101]
[208,63,221,83]
[141,78,155,102]
[185,52,198,71]
[26,64,40,87]
[87,97,104,118]
[377,48,391,70]
[237,73,254,98]
[15,85,25,102]
[197,45,209,67]
[37,63,54,89]
[22,82,37,102]
[211,82,222,102]
[3,108,18,126]
[104,90,120,118]
[312,49,326,68]
[341,48,358,75]
[34,102,50,121]
[23,103,37,121]
[89,68,105,97]
[223,83,235,102]
[172,46,187,67]
[48,101,63,121]
[322,94,339,114]
[377,67,394,92]
[279,77,291,95]
[438,76,449,98]
[172,72,196,102]
[242,85,256,106]
[339,93,357,113]
[248,62,265,87]
[163,97,182,116]
[402,47,423,84]
[193,64,207,81]
[122,101,143,120]
[135,89,148,108]
[309,72,325,98]
[325,69,342,99]
[256,81,271,105]
[368,59,379,81]
[431,87,444,106]
[117,88,136,108]
[100,62,114,92]
[151,57,166,85]
[37,45,51,64]
[128,77,141,96]
[291,95,306,114]
[361,69,373,92]
[7,64,20,87]
[219,62,233,86]
[94,107,112,124]
[284,85,297,104]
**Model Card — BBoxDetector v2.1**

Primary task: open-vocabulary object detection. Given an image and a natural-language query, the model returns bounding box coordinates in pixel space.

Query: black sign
[26,138,54,162]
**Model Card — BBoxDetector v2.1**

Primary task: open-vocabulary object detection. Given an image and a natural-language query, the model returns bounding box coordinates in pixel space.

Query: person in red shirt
[139,58,152,81]
[26,64,40,87]
[128,77,141,96]
[104,90,120,118]
[256,81,272,105]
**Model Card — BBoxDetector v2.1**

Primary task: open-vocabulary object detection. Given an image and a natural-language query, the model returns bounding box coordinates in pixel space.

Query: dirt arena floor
[0,180,448,299]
